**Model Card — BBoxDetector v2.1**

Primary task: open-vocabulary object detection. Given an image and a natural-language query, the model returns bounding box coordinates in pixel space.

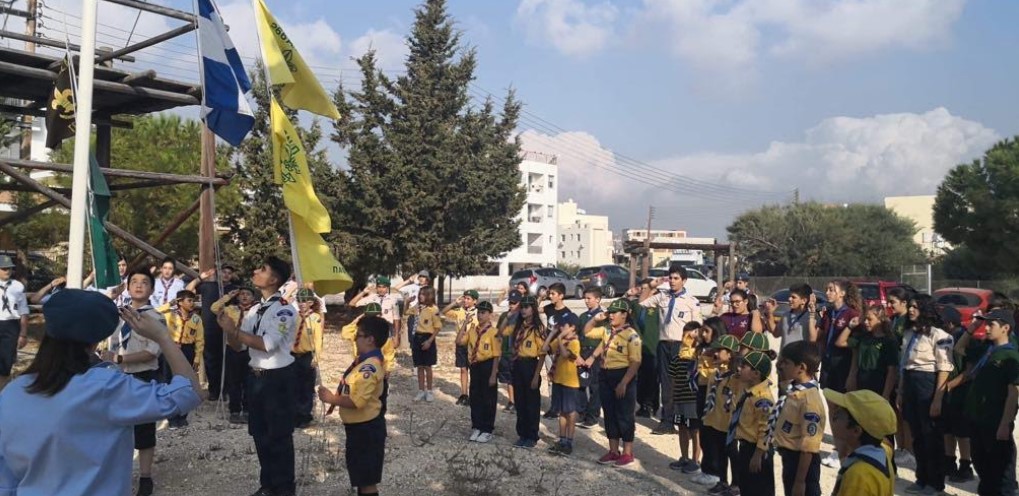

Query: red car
[856,281,917,317]
[934,287,993,332]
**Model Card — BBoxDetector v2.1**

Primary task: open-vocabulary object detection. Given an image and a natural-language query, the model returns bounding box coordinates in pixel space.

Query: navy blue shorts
[497,356,513,384]
[455,344,469,368]
[411,332,437,367]
[551,384,581,414]
[345,415,386,488]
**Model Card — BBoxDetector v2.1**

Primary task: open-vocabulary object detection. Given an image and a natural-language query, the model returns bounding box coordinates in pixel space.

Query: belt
[249,366,287,376]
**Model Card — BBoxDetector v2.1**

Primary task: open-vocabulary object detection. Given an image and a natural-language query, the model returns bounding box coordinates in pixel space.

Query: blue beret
[43,289,120,343]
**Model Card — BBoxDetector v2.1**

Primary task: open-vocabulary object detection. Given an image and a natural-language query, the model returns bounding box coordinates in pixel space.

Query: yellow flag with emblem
[253,0,340,119]
[291,213,353,295]
[270,97,331,233]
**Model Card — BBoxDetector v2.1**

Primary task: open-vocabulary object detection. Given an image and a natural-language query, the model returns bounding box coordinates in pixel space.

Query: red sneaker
[614,453,635,467]
[597,451,621,465]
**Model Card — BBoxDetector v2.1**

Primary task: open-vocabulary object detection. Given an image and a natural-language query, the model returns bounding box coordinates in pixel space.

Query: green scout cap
[606,299,630,313]
[375,276,391,287]
[743,351,772,378]
[711,335,740,352]
[740,332,770,352]
[463,289,480,300]
[476,301,493,313]
[364,302,382,315]
[295,288,316,302]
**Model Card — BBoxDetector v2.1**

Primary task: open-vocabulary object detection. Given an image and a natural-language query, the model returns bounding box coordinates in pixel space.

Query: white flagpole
[65,0,99,289]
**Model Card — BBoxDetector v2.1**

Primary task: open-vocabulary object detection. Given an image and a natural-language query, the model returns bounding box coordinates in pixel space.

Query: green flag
[88,154,119,288]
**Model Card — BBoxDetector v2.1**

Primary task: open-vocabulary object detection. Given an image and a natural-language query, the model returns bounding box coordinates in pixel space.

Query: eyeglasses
[730,299,745,304]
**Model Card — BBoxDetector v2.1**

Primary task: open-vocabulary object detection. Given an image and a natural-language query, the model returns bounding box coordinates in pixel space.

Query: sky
[26,0,1019,239]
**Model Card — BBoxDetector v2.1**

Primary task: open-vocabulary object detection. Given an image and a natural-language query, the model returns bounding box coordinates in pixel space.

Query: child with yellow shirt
[411,287,441,403]
[459,301,501,443]
[731,351,776,496]
[342,303,395,415]
[668,321,704,473]
[156,289,203,429]
[293,289,324,428]
[210,287,255,424]
[695,334,740,491]
[545,312,582,456]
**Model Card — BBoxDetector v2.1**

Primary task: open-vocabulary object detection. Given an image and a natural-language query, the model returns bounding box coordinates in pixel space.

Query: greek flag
[196,0,253,146]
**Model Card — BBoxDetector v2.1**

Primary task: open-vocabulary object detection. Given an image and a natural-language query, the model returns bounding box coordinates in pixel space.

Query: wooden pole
[18,0,37,162]
[641,206,654,279]
[198,126,216,272]
[127,196,205,269]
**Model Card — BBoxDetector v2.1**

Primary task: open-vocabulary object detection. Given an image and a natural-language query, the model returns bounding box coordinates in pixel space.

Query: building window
[561,251,566,258]
[561,234,565,242]
[548,175,555,189]
[547,205,553,218]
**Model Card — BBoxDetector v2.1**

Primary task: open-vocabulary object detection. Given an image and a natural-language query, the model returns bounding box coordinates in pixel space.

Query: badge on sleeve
[937,337,954,348]
[277,308,295,320]
[804,412,822,423]
[807,423,818,436]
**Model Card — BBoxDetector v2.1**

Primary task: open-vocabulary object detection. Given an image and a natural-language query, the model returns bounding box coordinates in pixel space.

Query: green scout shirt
[964,343,1019,426]
[629,298,660,356]
[848,331,898,395]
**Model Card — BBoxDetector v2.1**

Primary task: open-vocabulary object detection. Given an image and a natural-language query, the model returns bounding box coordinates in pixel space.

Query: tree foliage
[933,137,1019,278]
[727,202,923,277]
[331,0,526,283]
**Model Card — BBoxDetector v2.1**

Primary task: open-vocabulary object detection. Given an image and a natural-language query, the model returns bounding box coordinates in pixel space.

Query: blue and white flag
[196,0,254,146]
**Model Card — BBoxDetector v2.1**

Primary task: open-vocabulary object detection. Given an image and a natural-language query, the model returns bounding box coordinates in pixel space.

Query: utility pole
[793,188,800,205]
[641,206,654,279]
[20,0,38,161]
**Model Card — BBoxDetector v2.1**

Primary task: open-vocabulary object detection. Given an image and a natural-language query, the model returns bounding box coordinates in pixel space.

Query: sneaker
[598,451,621,465]
[949,463,974,482]
[669,458,690,471]
[820,452,841,468]
[239,412,249,424]
[503,402,514,411]
[692,473,719,486]
[229,412,244,424]
[578,418,598,429]
[414,390,427,402]
[904,484,927,494]
[614,453,635,467]
[682,461,701,474]
[895,449,916,466]
[523,439,538,449]
[469,429,481,442]
[476,432,493,443]
[136,477,153,496]
[707,482,729,495]
[295,419,313,429]
[425,390,435,402]
[636,406,651,418]
[513,438,528,448]
[558,443,573,456]
[249,488,273,496]
[651,422,677,435]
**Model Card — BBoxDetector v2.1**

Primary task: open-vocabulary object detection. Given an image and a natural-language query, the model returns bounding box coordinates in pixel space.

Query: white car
[650,267,718,302]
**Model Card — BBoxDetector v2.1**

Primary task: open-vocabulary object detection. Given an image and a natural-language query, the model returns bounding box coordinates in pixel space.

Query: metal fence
[750,273,1019,299]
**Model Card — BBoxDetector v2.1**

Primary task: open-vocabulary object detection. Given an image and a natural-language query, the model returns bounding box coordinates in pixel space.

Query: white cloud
[518,129,627,202]
[216,0,341,69]
[347,29,408,71]
[515,0,619,57]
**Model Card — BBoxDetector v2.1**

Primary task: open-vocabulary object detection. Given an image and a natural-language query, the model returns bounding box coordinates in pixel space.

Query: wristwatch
[115,355,123,364]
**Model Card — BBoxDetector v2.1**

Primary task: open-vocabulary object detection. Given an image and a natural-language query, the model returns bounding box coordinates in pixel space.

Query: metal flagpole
[65,0,99,288]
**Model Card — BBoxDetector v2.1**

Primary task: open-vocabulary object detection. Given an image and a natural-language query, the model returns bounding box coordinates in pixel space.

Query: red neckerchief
[604,325,630,362]
[470,322,493,364]
[293,312,309,352]
[173,307,185,344]
[513,320,537,360]
[549,334,577,378]
[160,277,174,304]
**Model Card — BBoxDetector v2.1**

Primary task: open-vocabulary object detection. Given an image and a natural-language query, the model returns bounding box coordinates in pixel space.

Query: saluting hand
[119,307,168,342]
[594,312,608,322]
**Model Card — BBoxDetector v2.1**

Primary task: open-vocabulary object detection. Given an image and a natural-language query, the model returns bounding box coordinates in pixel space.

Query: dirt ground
[11,316,993,495]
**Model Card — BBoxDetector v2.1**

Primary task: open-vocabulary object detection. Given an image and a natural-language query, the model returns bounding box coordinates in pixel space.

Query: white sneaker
[413,390,427,402]
[476,432,493,443]
[425,390,435,402]
[821,452,841,468]
[692,473,718,486]
[469,429,481,442]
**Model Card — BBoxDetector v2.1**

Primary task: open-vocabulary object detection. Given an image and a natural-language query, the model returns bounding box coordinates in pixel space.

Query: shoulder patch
[358,364,378,374]
[628,333,640,342]
[276,308,295,318]
[190,315,201,324]
[804,412,822,423]
[936,337,954,347]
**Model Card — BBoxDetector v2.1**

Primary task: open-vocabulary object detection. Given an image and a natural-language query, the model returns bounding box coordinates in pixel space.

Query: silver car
[509,267,585,299]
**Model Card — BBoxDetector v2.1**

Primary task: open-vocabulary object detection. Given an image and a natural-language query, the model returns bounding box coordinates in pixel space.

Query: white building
[623,228,690,267]
[557,198,612,268]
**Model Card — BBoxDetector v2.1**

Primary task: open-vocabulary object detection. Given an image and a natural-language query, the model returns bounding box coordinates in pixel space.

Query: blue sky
[36,0,1019,238]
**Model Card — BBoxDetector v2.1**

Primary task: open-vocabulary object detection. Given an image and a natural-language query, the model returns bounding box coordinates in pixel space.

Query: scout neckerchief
[832,445,892,495]
[966,342,1017,379]
[786,309,809,338]
[159,277,175,305]
[0,279,10,314]
[253,293,282,336]
[173,306,185,344]
[116,303,154,352]
[548,333,577,378]
[825,305,849,358]
[764,379,819,449]
[899,329,920,375]
[703,369,733,416]
[664,289,687,327]
[294,311,312,353]
[604,324,630,364]
[726,389,752,446]
[469,321,492,364]
[512,318,539,360]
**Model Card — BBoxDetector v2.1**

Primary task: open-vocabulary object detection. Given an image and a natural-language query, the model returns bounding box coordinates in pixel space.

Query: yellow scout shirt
[444,307,478,333]
[337,352,385,424]
[834,442,895,496]
[511,324,546,359]
[466,322,501,363]
[697,350,718,386]
[771,383,825,453]
[550,337,582,387]
[602,326,642,370]
[341,320,396,373]
[293,312,324,355]
[156,303,204,358]
[703,372,743,431]
[414,305,443,335]
[678,332,698,360]
[735,379,775,450]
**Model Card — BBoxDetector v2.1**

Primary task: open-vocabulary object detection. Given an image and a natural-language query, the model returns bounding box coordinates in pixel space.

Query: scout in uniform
[351,276,402,352]
[497,292,522,412]
[460,301,501,443]
[825,389,897,496]
[442,290,480,406]
[668,321,704,473]
[770,341,825,496]
[99,269,165,496]
[318,316,389,496]
[546,312,582,456]
[740,331,775,358]
[541,283,573,419]
[0,254,29,391]
[578,287,608,428]
[411,286,441,403]
[584,298,642,467]
[630,278,661,419]
[509,295,546,448]
[695,334,741,493]
[220,257,299,496]
[292,289,324,428]
[341,303,395,415]
[211,287,256,424]
[151,257,185,307]
[730,351,776,496]
[156,289,204,429]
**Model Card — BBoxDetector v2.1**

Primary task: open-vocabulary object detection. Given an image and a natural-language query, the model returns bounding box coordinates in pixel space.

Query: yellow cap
[823,388,896,439]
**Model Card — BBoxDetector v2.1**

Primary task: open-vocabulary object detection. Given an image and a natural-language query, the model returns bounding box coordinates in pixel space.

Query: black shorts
[455,344,469,369]
[130,369,159,450]
[551,384,581,414]
[345,415,387,488]
[945,385,972,438]
[411,333,437,367]
[0,320,19,376]
[497,356,513,385]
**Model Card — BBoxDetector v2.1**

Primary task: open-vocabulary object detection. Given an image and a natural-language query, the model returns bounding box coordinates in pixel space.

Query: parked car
[647,267,717,302]
[934,287,993,330]
[0,251,58,293]
[767,288,829,322]
[576,265,632,298]
[855,281,916,316]
[509,267,585,299]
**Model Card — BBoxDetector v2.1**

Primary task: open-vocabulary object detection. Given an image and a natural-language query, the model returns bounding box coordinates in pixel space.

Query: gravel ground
[10,313,994,495]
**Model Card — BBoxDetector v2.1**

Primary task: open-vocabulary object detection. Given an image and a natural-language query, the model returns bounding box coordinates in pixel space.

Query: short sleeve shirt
[512,324,546,359]
[550,337,581,387]
[338,355,384,424]
[241,294,297,369]
[902,327,955,373]
[964,345,1019,426]
[112,306,164,374]
[0,279,29,320]
[602,326,642,370]
[703,373,743,431]
[357,293,401,324]
[467,323,502,363]
[779,310,812,349]
[772,385,826,453]
[736,379,775,451]
[414,305,443,335]
[150,277,185,307]
[641,290,702,341]
[849,332,898,394]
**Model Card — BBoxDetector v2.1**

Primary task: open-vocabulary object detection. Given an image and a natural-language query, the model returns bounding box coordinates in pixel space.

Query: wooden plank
[1,158,230,186]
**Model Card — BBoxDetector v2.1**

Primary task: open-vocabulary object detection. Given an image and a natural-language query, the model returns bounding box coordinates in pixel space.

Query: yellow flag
[292,213,353,295]
[271,97,331,233]
[254,0,340,119]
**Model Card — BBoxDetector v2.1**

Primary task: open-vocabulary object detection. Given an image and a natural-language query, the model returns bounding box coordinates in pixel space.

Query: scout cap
[43,289,120,343]
[463,289,480,300]
[375,276,391,287]
[823,389,896,439]
[736,272,750,282]
[508,292,522,303]
[711,334,740,352]
[417,270,430,278]
[295,288,316,302]
[740,331,770,352]
[557,312,580,328]
[363,302,382,315]
[476,301,493,313]
[0,255,14,269]
[743,350,772,378]
[976,308,1016,329]
[606,299,630,313]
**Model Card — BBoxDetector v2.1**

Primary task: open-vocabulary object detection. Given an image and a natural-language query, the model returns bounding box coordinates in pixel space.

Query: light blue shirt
[0,364,201,496]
